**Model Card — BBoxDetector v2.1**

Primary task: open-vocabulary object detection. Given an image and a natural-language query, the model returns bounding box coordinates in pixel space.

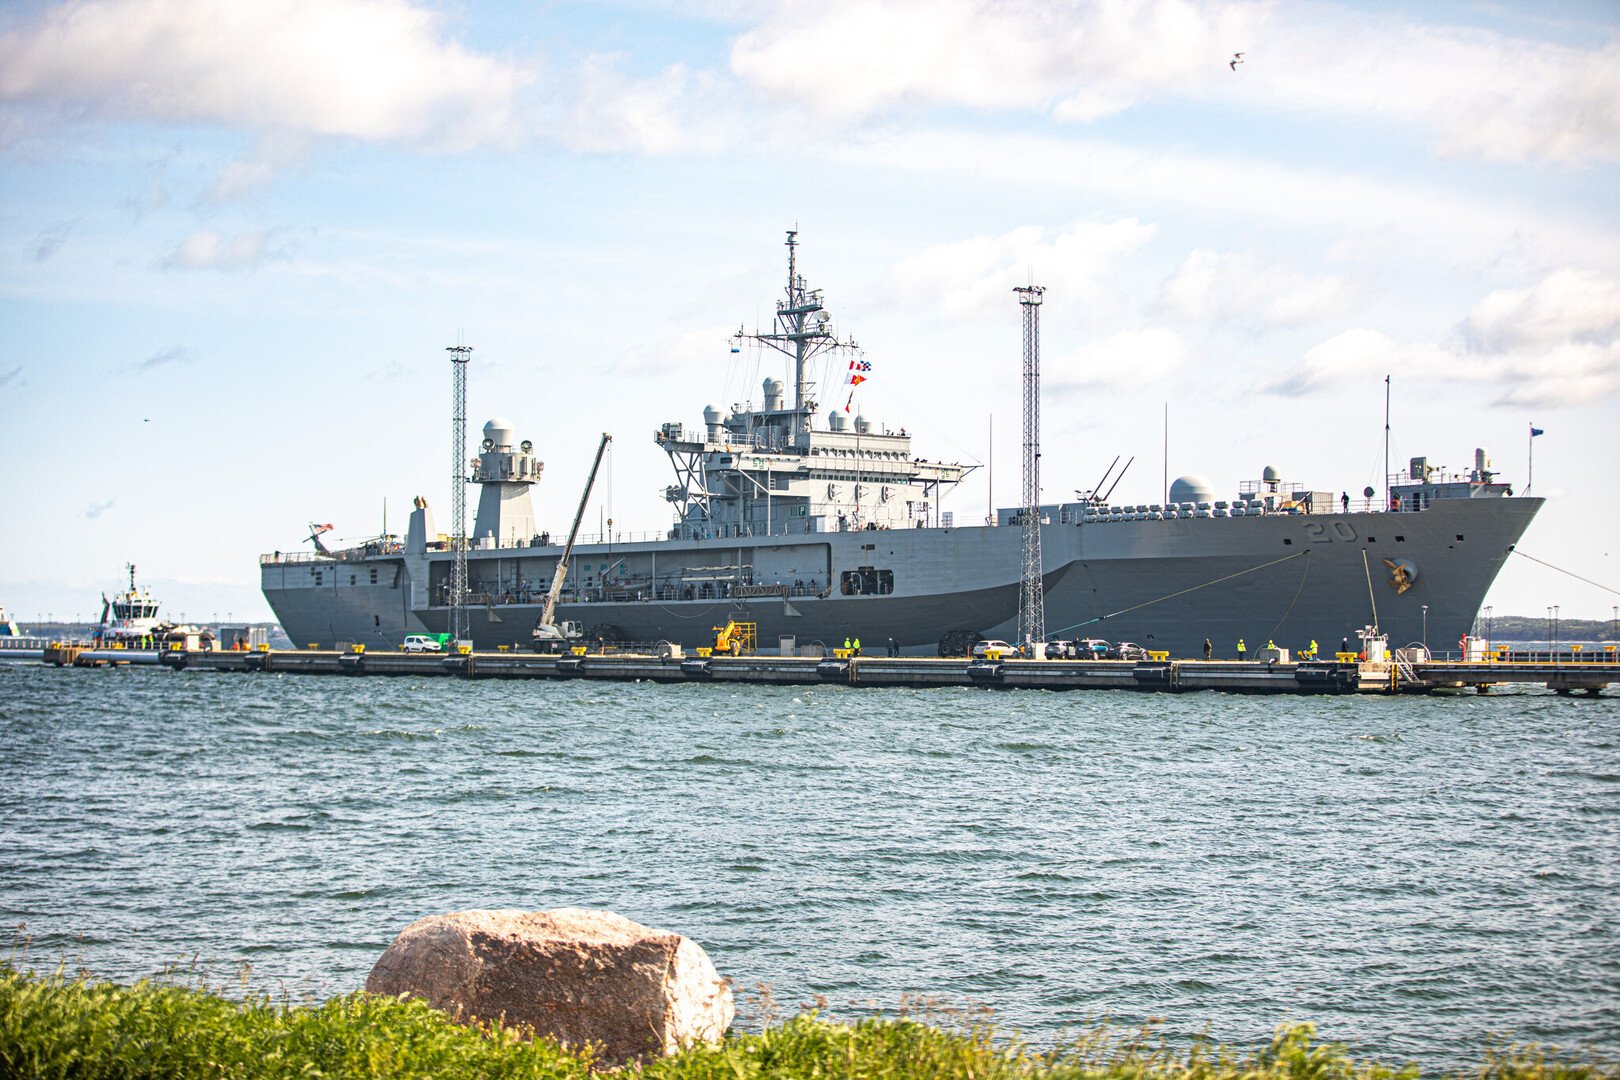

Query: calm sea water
[3,662,1616,1068]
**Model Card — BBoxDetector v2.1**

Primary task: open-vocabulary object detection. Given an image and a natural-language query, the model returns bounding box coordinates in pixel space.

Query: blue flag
[1530,426,1545,437]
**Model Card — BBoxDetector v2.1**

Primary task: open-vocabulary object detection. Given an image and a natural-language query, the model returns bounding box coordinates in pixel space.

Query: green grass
[1,961,1612,1079]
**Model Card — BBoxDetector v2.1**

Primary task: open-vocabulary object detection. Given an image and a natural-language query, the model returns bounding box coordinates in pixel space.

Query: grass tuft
[2,961,1613,1079]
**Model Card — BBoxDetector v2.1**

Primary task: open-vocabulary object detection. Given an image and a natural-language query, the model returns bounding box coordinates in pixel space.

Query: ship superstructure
[261,233,1542,659]
[659,231,968,539]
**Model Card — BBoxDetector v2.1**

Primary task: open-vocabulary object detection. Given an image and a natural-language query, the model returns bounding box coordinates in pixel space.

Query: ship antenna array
[733,229,857,423]
[447,342,473,643]
[1016,284,1046,651]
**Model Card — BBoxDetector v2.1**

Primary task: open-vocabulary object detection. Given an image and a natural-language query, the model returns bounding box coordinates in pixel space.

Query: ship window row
[840,568,894,595]
[811,447,908,461]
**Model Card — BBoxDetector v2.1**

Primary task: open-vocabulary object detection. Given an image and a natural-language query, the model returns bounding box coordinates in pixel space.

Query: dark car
[1072,638,1109,659]
[1106,641,1150,660]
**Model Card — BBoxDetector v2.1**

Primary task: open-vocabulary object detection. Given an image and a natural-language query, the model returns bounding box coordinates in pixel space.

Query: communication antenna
[1015,285,1046,651]
[733,229,857,429]
[1383,374,1391,512]
[447,340,473,643]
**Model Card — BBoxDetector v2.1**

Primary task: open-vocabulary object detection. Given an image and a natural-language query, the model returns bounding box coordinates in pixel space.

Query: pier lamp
[1421,604,1428,650]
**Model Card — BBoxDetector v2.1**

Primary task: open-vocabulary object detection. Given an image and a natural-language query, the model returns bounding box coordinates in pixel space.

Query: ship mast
[735,230,858,428]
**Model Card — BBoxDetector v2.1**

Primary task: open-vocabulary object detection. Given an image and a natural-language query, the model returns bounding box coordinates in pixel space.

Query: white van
[401,635,443,653]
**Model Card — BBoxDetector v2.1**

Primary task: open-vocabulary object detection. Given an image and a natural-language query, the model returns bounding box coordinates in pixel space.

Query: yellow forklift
[712,620,757,656]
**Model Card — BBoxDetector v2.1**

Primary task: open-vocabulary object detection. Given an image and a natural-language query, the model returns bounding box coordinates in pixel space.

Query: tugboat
[94,564,214,651]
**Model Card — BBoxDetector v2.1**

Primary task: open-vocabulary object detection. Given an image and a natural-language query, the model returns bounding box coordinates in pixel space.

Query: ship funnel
[763,378,784,411]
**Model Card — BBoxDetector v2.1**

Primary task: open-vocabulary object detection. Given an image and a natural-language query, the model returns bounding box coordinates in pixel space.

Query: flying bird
[1230,52,1245,70]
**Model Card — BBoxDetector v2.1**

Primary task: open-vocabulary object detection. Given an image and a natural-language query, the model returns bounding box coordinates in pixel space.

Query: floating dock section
[142,648,1617,695]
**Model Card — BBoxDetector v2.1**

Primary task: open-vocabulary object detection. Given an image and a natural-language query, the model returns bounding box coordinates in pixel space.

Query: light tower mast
[1015,285,1046,652]
[447,343,473,643]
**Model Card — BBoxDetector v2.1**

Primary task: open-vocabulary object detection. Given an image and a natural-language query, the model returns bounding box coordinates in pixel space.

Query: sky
[2,0,1618,625]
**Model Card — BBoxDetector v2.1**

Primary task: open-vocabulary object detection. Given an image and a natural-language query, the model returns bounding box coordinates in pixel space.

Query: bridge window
[840,568,895,596]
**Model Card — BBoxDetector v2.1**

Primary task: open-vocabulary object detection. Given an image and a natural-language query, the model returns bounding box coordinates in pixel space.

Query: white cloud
[1264,328,1406,397]
[1266,270,1620,405]
[731,0,1620,164]
[1456,269,1620,406]
[1050,326,1190,391]
[553,55,731,155]
[1460,269,1620,353]
[829,128,1620,272]
[732,0,1254,121]
[612,324,740,377]
[204,161,277,204]
[0,0,530,150]
[1159,248,1352,328]
[163,229,271,271]
[888,218,1156,319]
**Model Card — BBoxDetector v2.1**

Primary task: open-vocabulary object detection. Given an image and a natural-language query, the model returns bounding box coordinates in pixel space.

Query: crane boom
[539,432,612,633]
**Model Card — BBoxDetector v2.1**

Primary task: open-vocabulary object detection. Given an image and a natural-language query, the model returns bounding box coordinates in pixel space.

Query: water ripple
[1,663,1615,1069]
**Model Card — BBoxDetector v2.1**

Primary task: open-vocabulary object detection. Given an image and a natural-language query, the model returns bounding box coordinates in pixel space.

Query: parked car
[401,634,444,653]
[1106,641,1149,660]
[1073,638,1110,659]
[1043,639,1070,659]
[971,639,1013,658]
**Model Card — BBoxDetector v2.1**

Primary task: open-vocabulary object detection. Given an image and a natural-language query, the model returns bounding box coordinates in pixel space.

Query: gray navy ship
[261,233,1541,657]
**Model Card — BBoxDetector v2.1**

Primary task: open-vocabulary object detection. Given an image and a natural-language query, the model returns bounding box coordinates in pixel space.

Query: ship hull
[263,497,1541,659]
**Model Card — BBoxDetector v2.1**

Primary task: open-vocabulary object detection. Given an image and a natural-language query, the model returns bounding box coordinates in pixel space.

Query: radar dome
[483,418,515,449]
[1168,475,1216,505]
[1262,465,1281,483]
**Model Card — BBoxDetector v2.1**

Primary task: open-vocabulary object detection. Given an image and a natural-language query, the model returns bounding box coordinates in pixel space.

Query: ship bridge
[658,382,970,539]
[656,231,972,539]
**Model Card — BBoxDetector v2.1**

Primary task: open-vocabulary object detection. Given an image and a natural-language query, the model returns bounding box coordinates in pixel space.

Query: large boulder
[365,908,733,1063]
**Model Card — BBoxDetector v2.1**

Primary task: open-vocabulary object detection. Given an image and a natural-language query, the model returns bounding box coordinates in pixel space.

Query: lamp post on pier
[1421,604,1428,651]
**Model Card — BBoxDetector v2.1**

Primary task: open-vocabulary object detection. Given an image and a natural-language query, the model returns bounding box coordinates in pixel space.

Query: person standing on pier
[1203,638,1212,661]
[1237,638,1246,660]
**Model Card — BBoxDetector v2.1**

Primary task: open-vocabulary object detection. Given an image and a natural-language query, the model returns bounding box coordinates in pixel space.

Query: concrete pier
[144,648,1616,695]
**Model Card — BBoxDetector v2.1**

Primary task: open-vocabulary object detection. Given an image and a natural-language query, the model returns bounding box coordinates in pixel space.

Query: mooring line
[1049,549,1313,636]
[1509,548,1620,598]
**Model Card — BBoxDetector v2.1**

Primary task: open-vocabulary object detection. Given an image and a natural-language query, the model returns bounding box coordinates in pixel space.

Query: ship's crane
[532,433,612,652]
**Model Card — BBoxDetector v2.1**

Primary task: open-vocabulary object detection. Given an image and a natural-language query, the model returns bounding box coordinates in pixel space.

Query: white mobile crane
[532,433,612,653]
